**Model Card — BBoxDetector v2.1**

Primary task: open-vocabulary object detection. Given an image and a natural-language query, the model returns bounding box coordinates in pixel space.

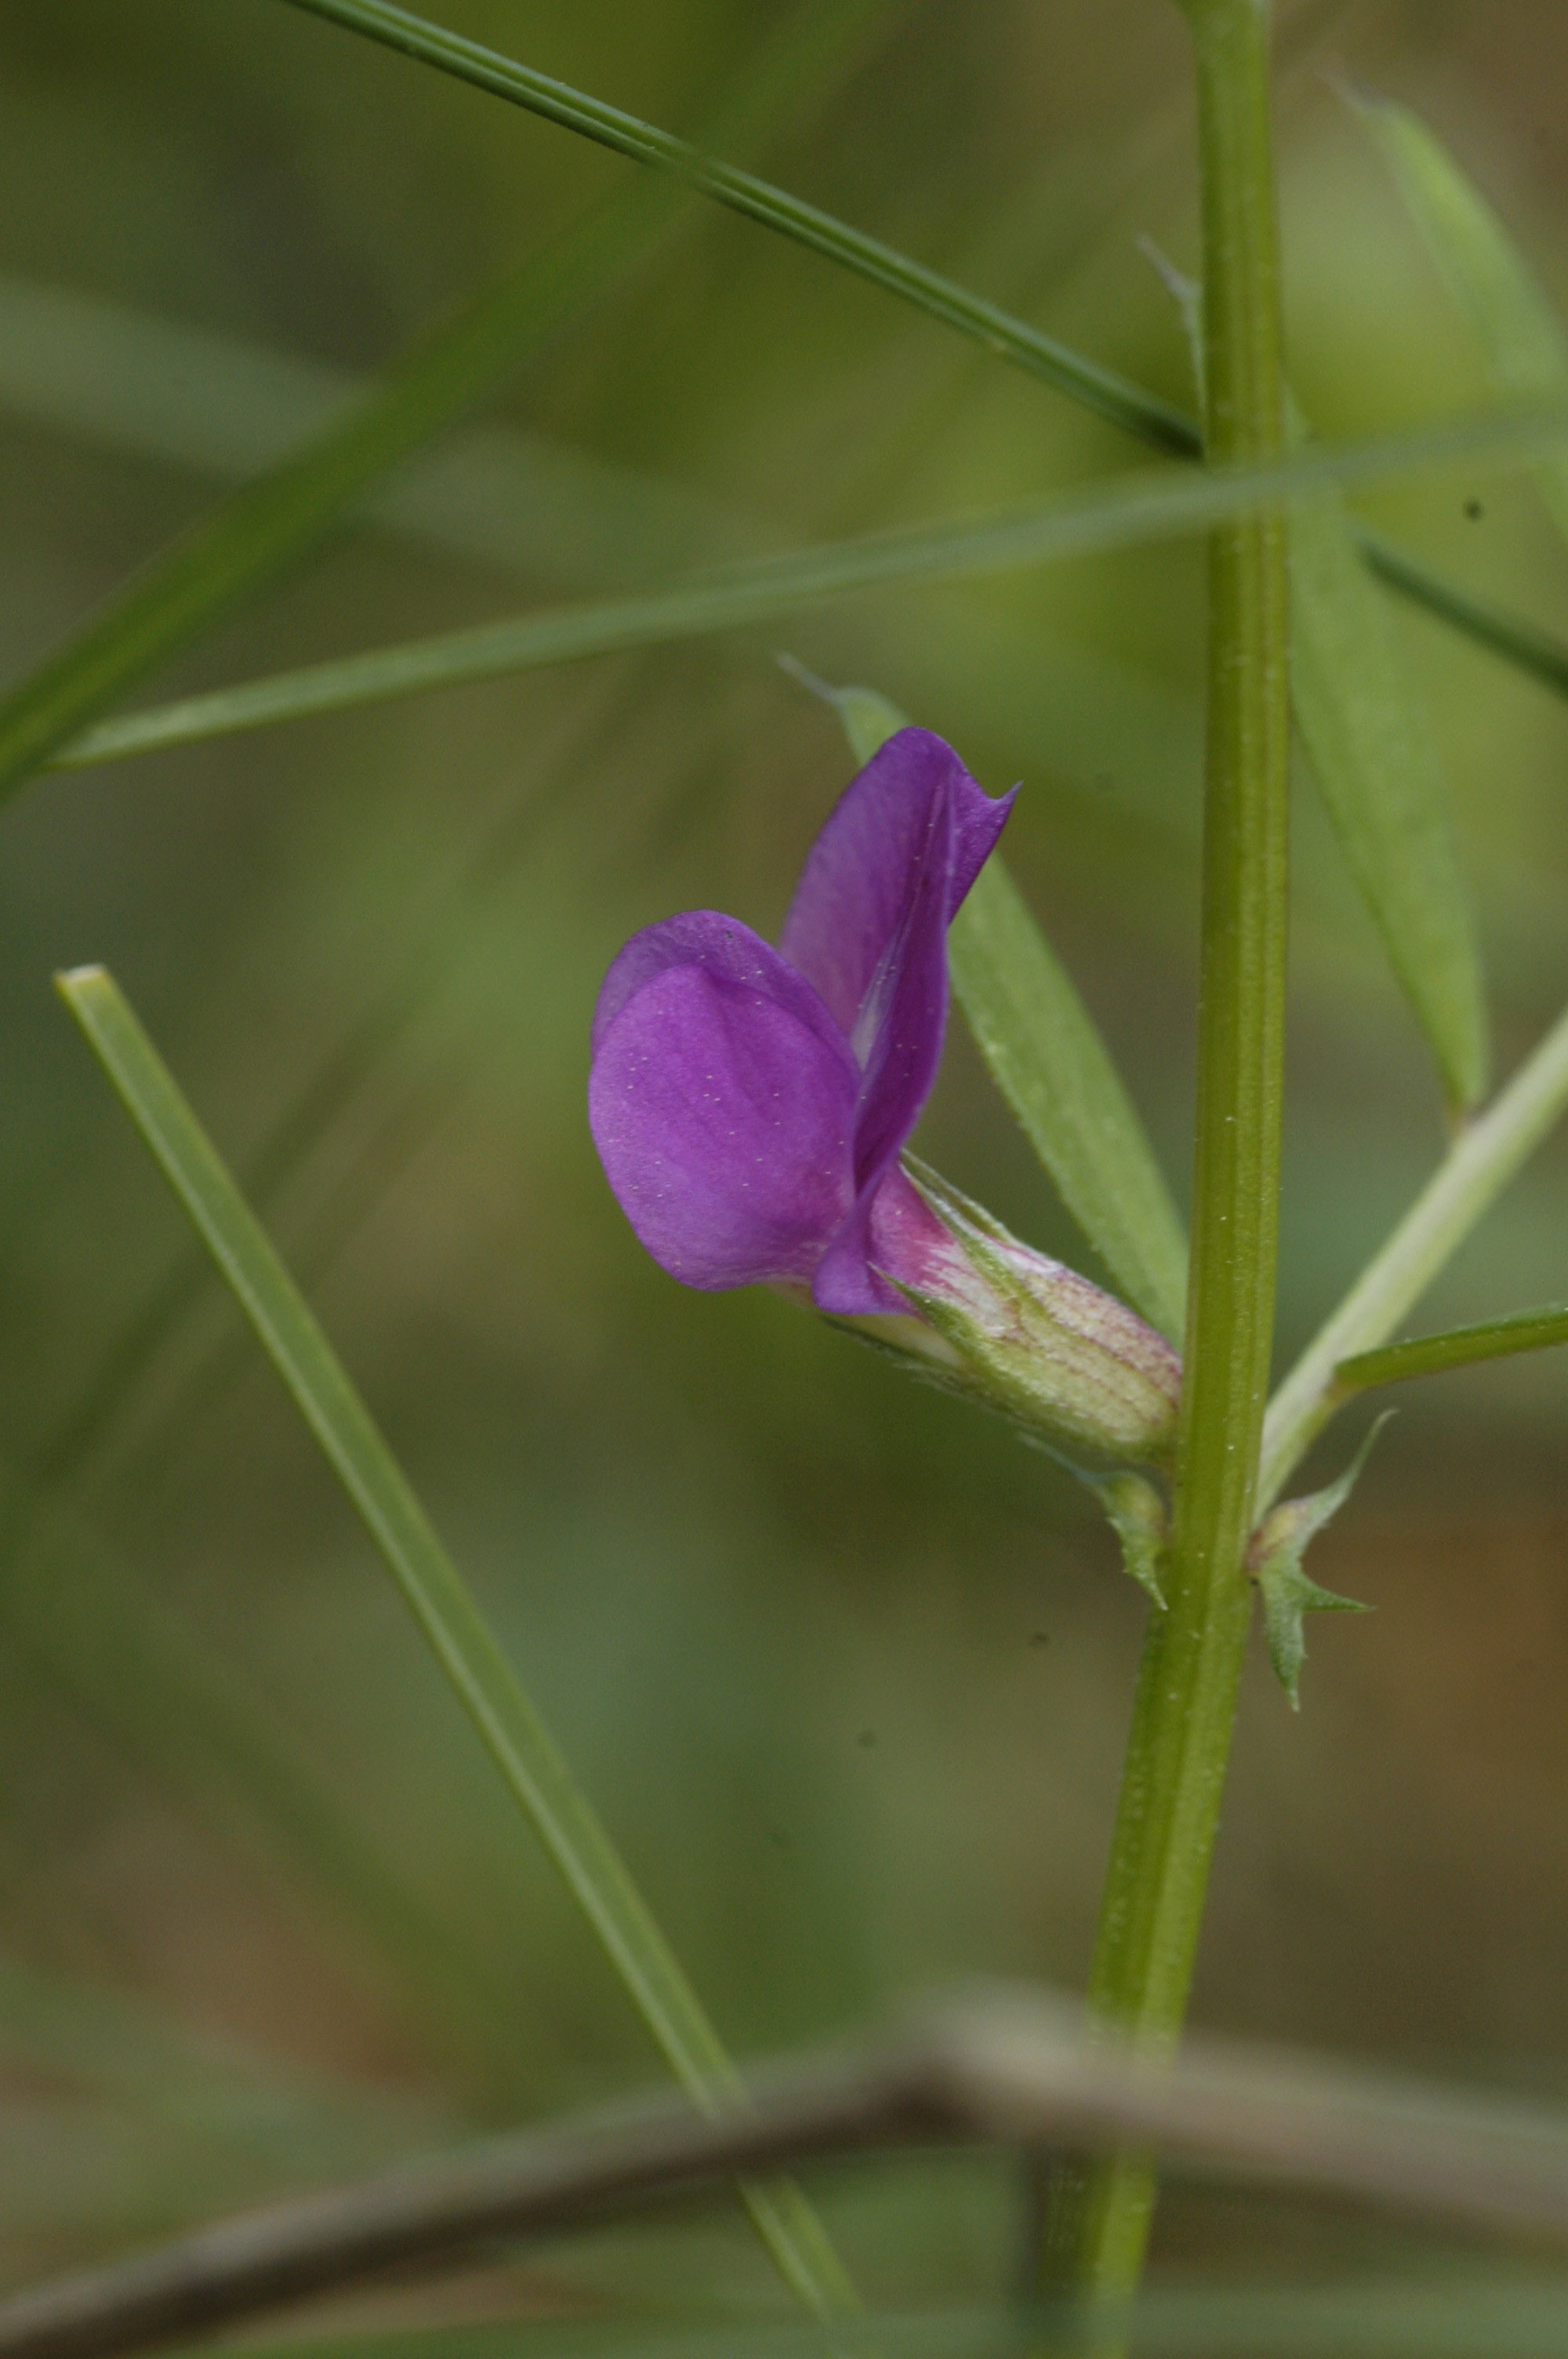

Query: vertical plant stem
[1042,0,1288,2320]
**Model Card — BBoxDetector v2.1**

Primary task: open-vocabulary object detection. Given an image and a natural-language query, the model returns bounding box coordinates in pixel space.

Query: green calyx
[887,1164,1183,1468]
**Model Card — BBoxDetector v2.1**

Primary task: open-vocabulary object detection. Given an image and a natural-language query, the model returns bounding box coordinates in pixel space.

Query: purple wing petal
[809,790,954,1314]
[589,915,858,1292]
[779,728,1015,1034]
[812,1162,951,1316]
[848,775,953,1192]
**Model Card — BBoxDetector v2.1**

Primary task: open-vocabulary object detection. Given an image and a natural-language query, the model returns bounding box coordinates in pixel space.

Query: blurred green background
[2,0,1568,2328]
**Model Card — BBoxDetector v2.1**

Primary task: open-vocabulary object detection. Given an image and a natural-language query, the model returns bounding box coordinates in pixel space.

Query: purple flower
[588,724,1182,1465]
[588,728,1014,1318]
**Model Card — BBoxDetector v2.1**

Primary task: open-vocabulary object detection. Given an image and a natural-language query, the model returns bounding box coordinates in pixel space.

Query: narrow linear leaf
[1361,525,1568,706]
[53,966,858,2321]
[0,221,670,800]
[1290,409,1490,1110]
[1363,93,1568,545]
[0,274,755,592]
[20,718,677,2012]
[53,401,1568,776]
[789,669,1187,1343]
[283,0,1196,457]
[0,0,887,805]
[31,700,625,1560]
[948,867,1188,1343]
[775,656,905,768]
[0,31,1532,835]
[283,0,1568,732]
[1337,1303,1568,1395]
[1132,242,1487,1107]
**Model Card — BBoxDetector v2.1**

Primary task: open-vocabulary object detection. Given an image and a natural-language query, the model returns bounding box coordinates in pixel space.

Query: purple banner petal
[949,771,1018,911]
[779,729,1014,1038]
[779,729,955,1034]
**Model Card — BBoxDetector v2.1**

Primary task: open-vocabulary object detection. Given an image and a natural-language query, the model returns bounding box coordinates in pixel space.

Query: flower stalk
[1042,0,1290,2320]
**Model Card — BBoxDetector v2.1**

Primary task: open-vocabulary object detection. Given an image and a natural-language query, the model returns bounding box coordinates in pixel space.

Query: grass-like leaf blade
[0,0,887,806]
[0,273,758,592]
[281,0,1195,457]
[53,965,858,2322]
[28,707,604,1579]
[1141,255,1488,1107]
[1361,527,1568,705]
[947,867,1187,1342]
[279,0,1568,733]
[0,227,666,801]
[794,668,1187,1342]
[1363,94,1568,546]
[1290,445,1490,1111]
[36,258,1562,718]
[1337,1304,1568,1395]
[53,400,1568,775]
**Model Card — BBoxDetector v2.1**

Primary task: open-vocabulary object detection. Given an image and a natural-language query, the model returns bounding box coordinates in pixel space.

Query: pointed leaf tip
[1091,1470,1169,1608]
[1025,1442,1168,1607]
[1258,1565,1368,1712]
[1250,1416,1390,1705]
[1361,93,1568,560]
[778,654,908,763]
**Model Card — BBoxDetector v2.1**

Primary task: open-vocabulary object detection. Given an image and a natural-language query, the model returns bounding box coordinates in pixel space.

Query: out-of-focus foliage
[2,0,1568,2333]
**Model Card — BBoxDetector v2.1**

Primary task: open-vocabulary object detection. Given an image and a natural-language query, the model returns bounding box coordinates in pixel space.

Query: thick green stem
[1042,0,1288,2319]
